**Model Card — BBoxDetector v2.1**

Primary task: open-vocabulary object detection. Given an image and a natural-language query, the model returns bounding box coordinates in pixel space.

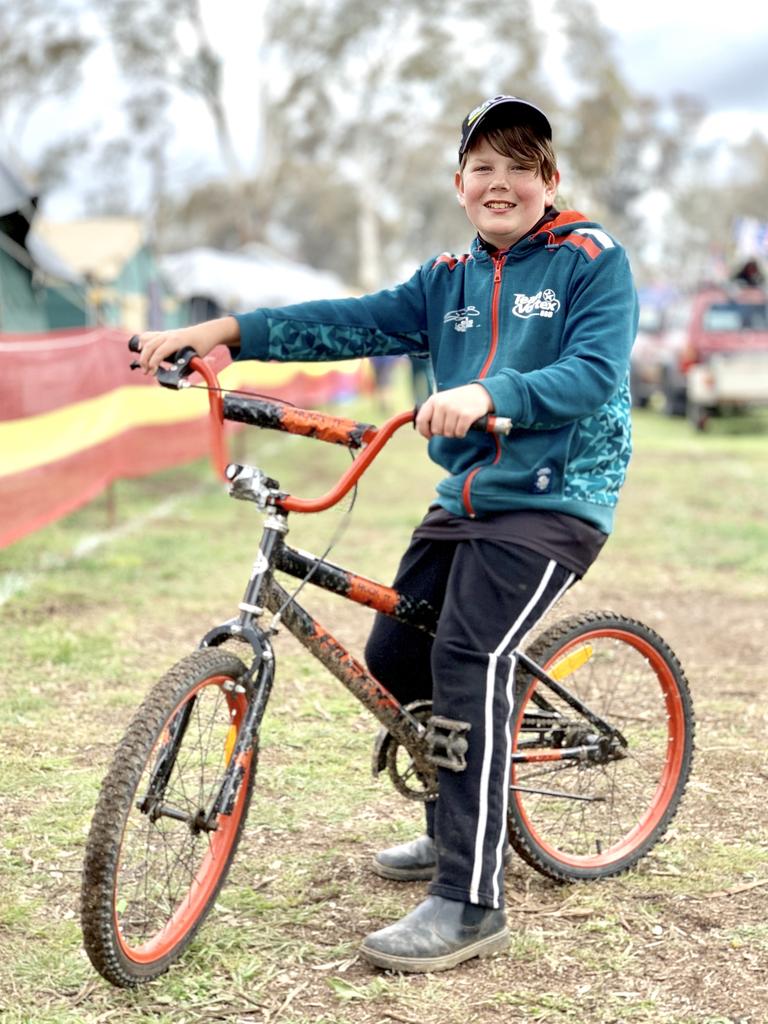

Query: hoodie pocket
[478,425,575,500]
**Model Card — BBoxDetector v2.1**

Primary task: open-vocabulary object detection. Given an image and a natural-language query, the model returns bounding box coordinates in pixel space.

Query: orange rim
[512,628,687,869]
[114,676,252,962]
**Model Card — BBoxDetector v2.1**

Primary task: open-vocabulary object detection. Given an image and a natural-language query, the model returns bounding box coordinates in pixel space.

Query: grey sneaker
[360,895,509,973]
[373,834,512,882]
[372,835,439,881]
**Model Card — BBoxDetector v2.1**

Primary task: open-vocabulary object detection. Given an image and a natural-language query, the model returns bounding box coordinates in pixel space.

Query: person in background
[732,258,765,288]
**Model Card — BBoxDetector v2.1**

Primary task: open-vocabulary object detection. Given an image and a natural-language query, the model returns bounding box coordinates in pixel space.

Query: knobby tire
[81,649,255,987]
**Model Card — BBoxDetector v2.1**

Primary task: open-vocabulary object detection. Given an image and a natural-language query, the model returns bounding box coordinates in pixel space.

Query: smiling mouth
[484,201,516,210]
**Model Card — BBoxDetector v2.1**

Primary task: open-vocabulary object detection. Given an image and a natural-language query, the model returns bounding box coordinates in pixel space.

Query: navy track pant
[365,536,575,908]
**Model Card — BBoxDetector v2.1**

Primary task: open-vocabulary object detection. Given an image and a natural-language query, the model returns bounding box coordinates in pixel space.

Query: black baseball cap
[459,95,552,160]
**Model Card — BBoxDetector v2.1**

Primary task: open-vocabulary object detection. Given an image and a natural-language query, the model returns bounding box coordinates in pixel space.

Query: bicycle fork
[135,519,285,833]
[136,651,274,834]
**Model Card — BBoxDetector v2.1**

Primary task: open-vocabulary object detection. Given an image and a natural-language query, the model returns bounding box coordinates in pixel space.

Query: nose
[489,172,510,190]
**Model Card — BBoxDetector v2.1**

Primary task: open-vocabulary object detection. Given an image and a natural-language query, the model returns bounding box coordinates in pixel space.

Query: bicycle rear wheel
[508,611,694,882]
[81,649,254,987]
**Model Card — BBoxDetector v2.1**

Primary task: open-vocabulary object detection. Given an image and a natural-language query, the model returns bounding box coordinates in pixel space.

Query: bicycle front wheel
[508,612,695,882]
[81,649,255,987]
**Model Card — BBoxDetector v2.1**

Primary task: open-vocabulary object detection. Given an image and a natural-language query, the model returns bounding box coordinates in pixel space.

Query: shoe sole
[360,928,510,973]
[371,858,436,882]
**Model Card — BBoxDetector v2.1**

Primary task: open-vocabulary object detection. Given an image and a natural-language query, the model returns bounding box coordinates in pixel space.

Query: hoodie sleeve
[232,266,429,363]
[478,244,638,428]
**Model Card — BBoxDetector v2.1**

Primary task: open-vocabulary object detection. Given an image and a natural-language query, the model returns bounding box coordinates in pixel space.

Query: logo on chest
[444,306,480,332]
[511,289,561,320]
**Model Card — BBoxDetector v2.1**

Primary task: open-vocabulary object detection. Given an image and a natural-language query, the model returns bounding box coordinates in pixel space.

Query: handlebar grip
[472,414,512,435]
[412,404,511,435]
[127,334,200,387]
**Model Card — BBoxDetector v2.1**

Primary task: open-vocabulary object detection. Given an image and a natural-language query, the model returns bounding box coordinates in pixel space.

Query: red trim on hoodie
[463,252,506,516]
[431,252,472,271]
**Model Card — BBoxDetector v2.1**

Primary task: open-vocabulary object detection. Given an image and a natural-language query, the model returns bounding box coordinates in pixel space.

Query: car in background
[683,288,768,428]
[630,286,768,428]
[629,300,690,413]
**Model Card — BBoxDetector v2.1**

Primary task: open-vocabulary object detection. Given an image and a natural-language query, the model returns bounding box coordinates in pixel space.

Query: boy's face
[455,137,559,251]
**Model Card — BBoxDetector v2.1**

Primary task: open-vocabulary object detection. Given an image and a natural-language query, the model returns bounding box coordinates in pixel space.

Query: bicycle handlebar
[128,335,512,512]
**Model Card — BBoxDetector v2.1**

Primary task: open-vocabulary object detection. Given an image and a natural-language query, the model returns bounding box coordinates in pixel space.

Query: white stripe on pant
[470,561,576,905]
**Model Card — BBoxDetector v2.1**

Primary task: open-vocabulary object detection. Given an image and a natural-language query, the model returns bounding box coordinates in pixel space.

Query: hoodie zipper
[461,252,505,517]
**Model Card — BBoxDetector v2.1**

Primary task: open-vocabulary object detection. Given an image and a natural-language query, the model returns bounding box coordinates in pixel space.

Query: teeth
[486,202,514,209]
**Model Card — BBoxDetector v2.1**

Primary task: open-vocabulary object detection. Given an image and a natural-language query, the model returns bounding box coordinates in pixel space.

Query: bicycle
[80,340,695,987]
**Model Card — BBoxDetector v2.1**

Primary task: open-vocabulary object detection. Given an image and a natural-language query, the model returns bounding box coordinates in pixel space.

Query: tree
[553,0,706,271]
[92,0,738,290]
[99,0,252,248]
[103,0,241,182]
[259,0,554,286]
[0,0,93,187]
[663,132,768,285]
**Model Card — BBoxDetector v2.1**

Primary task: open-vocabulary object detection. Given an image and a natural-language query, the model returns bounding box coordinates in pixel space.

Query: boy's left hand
[415,384,494,439]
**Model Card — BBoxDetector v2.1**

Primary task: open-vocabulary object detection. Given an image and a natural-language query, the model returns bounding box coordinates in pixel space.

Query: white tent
[160,244,353,313]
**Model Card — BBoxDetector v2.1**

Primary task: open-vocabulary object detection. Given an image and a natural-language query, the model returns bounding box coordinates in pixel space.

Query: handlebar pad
[223,393,377,449]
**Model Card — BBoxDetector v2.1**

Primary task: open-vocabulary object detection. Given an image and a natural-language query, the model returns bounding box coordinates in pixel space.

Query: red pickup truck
[630,286,768,428]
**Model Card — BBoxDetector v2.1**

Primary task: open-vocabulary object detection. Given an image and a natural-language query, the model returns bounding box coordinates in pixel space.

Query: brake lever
[128,335,200,390]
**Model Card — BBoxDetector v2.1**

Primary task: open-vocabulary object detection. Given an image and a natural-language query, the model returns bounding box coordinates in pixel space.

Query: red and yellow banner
[0,328,368,548]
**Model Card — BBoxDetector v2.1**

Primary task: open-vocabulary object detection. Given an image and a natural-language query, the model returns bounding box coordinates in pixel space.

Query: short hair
[459,123,558,184]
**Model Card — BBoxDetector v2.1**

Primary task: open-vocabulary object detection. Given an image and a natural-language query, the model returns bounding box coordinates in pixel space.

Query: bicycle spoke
[509,614,694,880]
[114,680,246,946]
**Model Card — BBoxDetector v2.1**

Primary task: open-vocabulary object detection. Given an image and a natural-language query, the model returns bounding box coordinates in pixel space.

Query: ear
[454,169,466,208]
[544,169,561,206]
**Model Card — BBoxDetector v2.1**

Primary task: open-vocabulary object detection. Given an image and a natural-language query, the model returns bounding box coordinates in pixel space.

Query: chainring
[376,700,438,802]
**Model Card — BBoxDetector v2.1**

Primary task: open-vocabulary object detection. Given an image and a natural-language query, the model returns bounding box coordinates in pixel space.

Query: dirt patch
[3,553,767,1023]
[231,583,768,1023]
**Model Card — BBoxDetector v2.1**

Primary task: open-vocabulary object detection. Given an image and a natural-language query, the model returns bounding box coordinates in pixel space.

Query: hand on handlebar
[131,329,208,375]
[415,384,494,439]
[131,317,241,375]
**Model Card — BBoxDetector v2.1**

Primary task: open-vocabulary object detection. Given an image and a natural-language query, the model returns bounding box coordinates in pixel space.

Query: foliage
[553,0,707,269]
[3,0,764,286]
[155,0,715,285]
[667,132,768,285]
[0,0,93,186]
[103,0,240,178]
[247,0,555,285]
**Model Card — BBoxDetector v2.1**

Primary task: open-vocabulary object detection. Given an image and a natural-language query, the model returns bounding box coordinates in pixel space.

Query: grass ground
[1,392,767,1023]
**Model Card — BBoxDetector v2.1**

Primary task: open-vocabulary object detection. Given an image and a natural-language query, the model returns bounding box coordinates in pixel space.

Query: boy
[137,95,638,973]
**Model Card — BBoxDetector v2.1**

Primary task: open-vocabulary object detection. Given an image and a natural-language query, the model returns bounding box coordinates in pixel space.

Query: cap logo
[466,97,499,128]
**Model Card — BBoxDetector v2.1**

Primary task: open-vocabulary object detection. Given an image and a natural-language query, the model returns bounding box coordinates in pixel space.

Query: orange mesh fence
[0,328,368,548]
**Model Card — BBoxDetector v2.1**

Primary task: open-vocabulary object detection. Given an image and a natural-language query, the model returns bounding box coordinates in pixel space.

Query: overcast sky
[587,1,768,142]
[203,0,768,166]
[22,0,768,216]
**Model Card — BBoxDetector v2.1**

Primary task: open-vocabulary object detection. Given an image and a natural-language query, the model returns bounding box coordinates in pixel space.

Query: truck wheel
[662,377,686,417]
[687,401,709,431]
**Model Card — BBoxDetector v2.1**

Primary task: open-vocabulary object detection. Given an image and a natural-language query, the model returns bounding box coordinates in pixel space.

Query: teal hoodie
[234,210,638,533]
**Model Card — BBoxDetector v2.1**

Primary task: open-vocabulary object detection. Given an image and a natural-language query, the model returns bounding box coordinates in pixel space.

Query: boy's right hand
[134,317,241,375]
[415,383,494,439]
